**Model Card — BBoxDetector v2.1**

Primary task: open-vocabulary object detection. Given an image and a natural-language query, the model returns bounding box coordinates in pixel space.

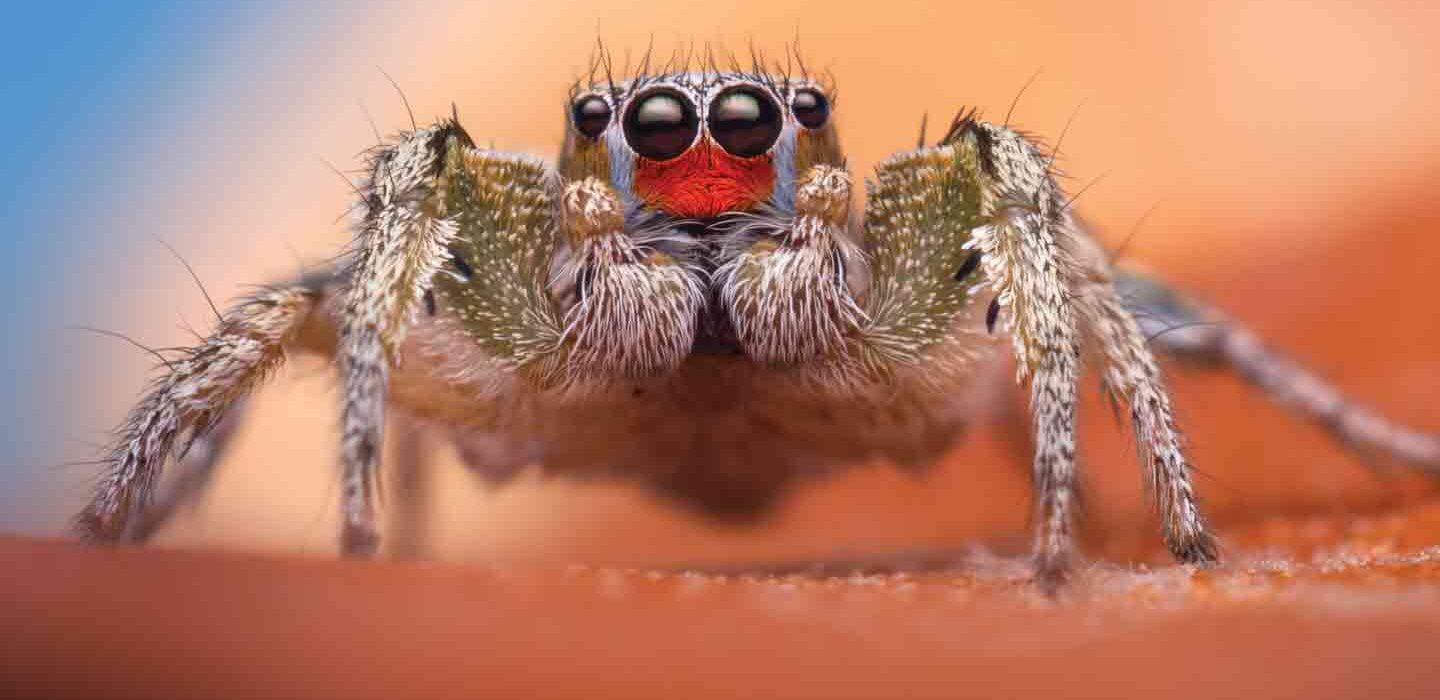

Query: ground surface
[5,500,1440,699]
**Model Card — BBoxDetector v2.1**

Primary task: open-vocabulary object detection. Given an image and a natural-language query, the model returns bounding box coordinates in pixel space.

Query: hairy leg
[753,126,1089,587]
[1117,267,1440,471]
[1075,271,1218,563]
[124,399,247,542]
[339,131,702,554]
[76,285,325,542]
[974,196,1084,590]
[338,123,467,555]
[912,119,1226,585]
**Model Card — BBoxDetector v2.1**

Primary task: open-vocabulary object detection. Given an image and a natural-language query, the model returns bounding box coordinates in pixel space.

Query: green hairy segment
[435,140,564,374]
[859,144,984,364]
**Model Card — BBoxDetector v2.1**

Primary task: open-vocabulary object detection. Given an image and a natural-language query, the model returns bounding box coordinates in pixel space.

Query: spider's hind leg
[1115,267,1440,472]
[76,277,336,543]
[1071,259,1218,565]
[123,398,248,542]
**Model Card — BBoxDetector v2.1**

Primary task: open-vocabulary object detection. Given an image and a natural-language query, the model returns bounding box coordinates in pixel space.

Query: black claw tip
[1172,532,1221,567]
[986,298,1001,334]
[340,523,381,557]
[73,508,122,544]
[423,289,437,316]
[1032,554,1073,597]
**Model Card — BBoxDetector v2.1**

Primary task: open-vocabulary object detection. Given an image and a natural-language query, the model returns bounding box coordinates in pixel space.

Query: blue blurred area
[0,3,257,527]
[2,3,205,308]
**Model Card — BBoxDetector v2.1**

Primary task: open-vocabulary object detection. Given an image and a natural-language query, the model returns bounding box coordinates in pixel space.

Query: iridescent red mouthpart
[632,140,776,218]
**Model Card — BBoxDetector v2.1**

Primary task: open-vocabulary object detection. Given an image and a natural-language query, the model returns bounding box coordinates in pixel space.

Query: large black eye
[571,95,612,139]
[791,89,830,130]
[623,90,698,161]
[708,87,781,158]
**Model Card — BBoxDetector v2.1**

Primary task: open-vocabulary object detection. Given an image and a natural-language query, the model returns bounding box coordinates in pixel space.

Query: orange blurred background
[20,0,1440,570]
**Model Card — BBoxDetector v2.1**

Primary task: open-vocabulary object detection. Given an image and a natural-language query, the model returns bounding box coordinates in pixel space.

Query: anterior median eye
[571,95,612,139]
[791,88,830,130]
[623,90,699,160]
[709,87,781,158]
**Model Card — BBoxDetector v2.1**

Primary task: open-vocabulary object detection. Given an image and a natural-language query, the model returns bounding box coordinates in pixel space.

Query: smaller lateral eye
[791,89,830,130]
[572,95,612,139]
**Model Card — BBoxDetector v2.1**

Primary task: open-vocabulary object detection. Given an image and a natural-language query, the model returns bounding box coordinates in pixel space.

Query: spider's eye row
[791,89,830,130]
[571,95,612,139]
[623,90,699,161]
[708,87,782,158]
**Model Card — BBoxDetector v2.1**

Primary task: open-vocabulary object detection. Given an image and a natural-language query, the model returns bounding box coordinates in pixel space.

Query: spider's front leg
[337,122,469,554]
[341,123,704,554]
[956,122,1218,584]
[828,117,1218,588]
[966,166,1091,588]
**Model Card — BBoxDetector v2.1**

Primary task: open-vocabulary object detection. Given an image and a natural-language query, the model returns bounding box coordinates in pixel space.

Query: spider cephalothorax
[76,50,1440,592]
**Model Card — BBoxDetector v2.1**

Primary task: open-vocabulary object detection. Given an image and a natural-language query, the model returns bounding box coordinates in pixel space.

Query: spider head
[559,72,843,221]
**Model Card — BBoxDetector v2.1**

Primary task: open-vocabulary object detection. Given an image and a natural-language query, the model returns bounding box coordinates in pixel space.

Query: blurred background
[5,0,1440,568]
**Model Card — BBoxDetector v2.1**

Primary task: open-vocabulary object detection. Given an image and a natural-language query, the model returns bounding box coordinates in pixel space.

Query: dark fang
[986,298,1001,334]
[954,250,982,282]
[423,289,436,316]
[449,247,474,279]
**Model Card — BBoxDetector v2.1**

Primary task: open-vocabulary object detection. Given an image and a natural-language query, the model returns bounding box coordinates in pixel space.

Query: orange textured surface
[5,498,1440,700]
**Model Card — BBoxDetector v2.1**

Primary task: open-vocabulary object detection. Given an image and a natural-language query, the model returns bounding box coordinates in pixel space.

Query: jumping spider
[77,53,1440,590]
